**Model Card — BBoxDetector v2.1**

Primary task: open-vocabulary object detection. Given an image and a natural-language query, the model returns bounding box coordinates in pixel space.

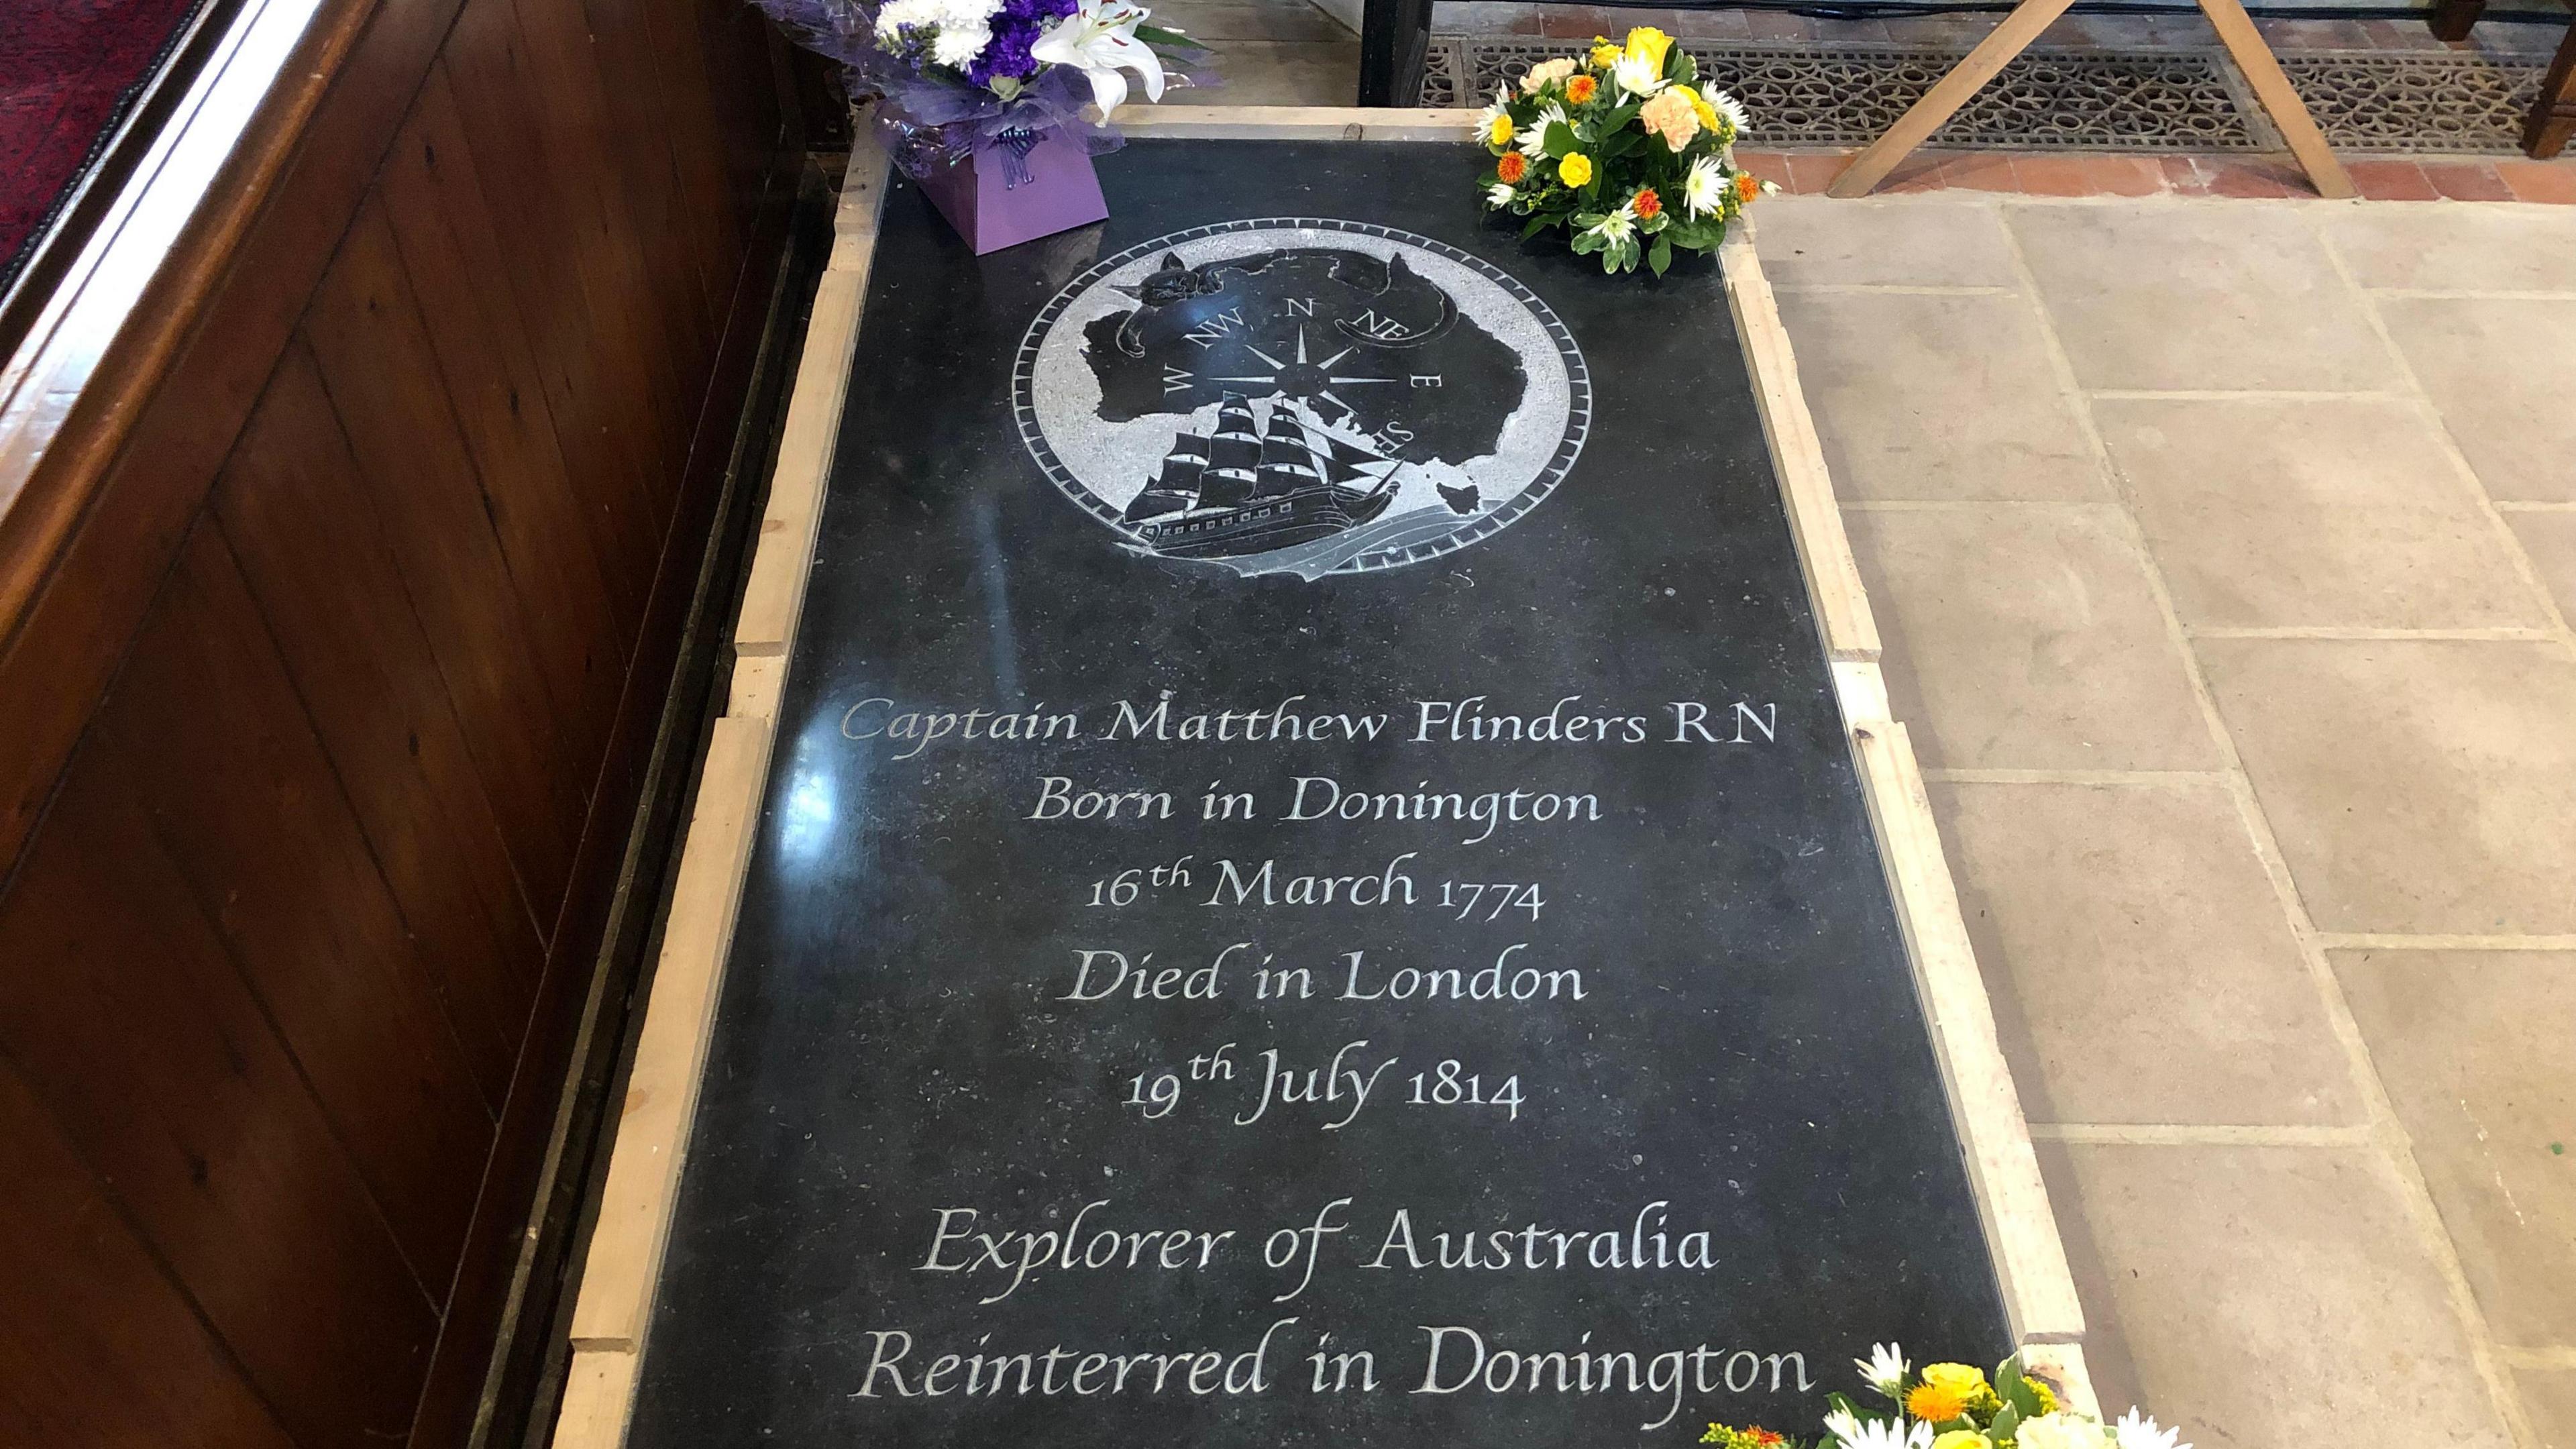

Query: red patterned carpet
[3,0,207,293]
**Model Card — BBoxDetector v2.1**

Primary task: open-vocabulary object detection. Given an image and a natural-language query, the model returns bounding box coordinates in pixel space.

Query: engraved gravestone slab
[625,140,2009,1449]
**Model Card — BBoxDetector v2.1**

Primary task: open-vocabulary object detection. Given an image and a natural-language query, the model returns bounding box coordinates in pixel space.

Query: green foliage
[1471,31,1768,277]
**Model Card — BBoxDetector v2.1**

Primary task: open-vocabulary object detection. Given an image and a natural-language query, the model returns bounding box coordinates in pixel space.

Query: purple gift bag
[917,125,1110,254]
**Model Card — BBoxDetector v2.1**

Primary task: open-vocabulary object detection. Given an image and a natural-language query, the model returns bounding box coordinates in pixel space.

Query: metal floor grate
[1420,37,2550,154]
[2278,50,2548,152]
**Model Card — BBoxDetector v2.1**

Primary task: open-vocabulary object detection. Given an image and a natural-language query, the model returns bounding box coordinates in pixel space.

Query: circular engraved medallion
[1014,219,1590,578]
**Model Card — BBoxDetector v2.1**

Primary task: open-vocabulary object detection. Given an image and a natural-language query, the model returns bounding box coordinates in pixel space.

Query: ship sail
[1199,393,1262,508]
[1124,433,1207,522]
[1253,402,1327,500]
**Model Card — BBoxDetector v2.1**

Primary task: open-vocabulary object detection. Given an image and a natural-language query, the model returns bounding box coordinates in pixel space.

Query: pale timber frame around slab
[546,109,2090,1449]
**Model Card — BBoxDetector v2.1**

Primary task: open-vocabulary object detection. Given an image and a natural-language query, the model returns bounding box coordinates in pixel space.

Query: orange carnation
[1631,186,1660,219]
[1496,151,1528,183]
[1565,74,1598,103]
[1735,172,1762,201]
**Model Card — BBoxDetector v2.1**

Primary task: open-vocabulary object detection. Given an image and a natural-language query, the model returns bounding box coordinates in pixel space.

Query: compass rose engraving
[1015,220,1590,578]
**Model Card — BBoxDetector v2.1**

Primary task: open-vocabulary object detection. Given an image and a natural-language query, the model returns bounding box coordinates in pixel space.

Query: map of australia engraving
[1017,223,1589,578]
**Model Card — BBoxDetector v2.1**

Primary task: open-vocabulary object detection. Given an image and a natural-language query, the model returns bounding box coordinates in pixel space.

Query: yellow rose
[1591,39,1622,69]
[1489,113,1515,146]
[1931,1434,1995,1449]
[1624,25,1674,75]
[1558,152,1594,187]
[1921,1364,1992,1403]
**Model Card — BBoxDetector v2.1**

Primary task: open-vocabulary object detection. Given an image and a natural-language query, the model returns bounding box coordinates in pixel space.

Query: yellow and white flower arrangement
[1472,27,1772,275]
[1699,1346,2191,1449]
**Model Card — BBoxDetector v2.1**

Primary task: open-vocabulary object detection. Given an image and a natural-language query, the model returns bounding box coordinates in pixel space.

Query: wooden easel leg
[1827,0,2078,197]
[2198,0,2357,197]
[2527,21,2576,160]
[2426,0,2485,42]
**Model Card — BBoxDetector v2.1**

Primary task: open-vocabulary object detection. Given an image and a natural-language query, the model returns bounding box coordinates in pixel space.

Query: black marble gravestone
[624,139,2010,1449]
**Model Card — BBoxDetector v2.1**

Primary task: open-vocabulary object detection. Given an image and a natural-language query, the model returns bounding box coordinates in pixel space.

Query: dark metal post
[1357,0,1433,106]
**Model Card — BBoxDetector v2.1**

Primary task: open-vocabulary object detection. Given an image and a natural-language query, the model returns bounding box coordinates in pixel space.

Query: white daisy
[1582,201,1638,246]
[1704,84,1751,138]
[1485,181,1516,209]
[1612,50,1666,98]
[1854,1342,1911,1399]
[930,18,991,65]
[2112,1410,2187,1449]
[1680,153,1727,218]
[1475,86,1511,140]
[1515,101,1567,159]
[1825,1408,1866,1446]
[1837,1417,1934,1449]
[2018,1412,2114,1449]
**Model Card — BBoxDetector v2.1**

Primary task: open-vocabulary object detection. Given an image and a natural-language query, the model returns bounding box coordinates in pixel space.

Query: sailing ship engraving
[1122,392,1402,559]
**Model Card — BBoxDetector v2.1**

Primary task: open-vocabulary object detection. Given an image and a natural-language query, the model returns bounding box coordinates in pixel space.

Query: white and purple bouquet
[757,0,1210,181]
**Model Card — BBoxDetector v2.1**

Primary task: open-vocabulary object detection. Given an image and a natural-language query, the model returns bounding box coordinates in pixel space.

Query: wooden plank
[378,101,642,663]
[1722,231,1882,663]
[552,1347,644,1449]
[570,714,776,1350]
[2196,0,2356,198]
[444,0,692,516]
[0,763,438,1446]
[1120,105,1466,140]
[90,524,498,1282]
[0,1061,301,1449]
[0,0,475,881]
[345,196,623,773]
[212,345,540,1101]
[515,0,716,424]
[405,63,666,631]
[737,142,890,657]
[303,202,593,902]
[1828,0,2080,197]
[1849,720,2086,1345]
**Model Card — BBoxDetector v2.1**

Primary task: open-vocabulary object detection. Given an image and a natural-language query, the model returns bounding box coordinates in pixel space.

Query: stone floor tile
[2504,511,2576,621]
[2094,396,2551,629]
[2196,639,2576,934]
[1150,0,1353,41]
[1845,508,2219,769]
[2522,1367,2576,1449]
[1776,290,2104,502]
[2498,159,2576,205]
[2006,203,2399,391]
[1199,40,1358,103]
[1934,779,2362,1125]
[2321,204,2576,292]
[2333,950,2576,1345]
[2036,1141,2514,1449]
[1751,197,2023,287]
[2378,299,2576,502]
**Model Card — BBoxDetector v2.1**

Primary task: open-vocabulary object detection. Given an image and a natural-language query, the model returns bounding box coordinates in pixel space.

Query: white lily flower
[1612,50,1666,98]
[1854,1342,1911,1399]
[1837,1417,1934,1449]
[1032,0,1167,118]
[1485,182,1517,209]
[2112,1410,2187,1449]
[1515,101,1566,159]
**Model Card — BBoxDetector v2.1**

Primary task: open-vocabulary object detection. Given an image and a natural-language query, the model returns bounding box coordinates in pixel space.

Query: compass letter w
[1181,308,1246,347]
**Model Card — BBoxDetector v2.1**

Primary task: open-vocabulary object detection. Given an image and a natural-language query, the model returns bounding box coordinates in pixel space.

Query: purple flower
[965,14,1039,84]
